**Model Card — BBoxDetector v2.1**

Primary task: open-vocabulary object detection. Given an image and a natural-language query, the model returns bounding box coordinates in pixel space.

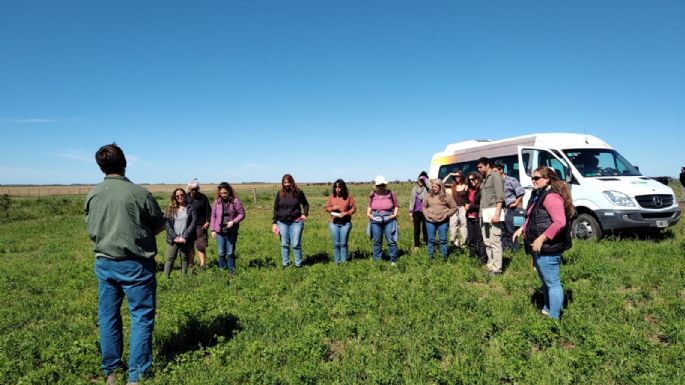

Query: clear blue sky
[1,0,683,185]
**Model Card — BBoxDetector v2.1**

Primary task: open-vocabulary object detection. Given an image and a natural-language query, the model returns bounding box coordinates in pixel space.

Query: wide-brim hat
[374,175,389,186]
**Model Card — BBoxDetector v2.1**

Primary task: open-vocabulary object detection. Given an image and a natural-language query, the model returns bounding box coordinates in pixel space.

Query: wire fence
[0,184,284,203]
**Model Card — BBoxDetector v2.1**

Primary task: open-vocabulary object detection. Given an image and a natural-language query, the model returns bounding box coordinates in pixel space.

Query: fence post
[252,188,257,204]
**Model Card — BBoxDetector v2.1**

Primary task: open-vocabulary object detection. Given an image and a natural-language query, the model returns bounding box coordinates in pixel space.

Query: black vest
[524,187,572,255]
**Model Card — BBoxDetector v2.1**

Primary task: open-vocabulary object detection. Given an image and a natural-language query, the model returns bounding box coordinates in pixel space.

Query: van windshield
[563,149,641,177]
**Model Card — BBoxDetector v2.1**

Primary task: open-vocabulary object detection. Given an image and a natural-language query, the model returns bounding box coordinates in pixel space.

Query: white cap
[187,178,199,190]
[374,175,389,186]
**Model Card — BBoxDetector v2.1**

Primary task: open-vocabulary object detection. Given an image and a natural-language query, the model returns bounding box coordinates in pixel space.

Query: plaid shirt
[503,176,525,207]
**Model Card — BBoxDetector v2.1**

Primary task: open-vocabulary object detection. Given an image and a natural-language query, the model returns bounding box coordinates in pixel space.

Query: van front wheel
[572,213,603,240]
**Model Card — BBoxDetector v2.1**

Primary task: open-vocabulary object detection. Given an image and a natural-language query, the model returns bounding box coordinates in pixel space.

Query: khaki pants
[481,222,503,272]
[449,206,468,247]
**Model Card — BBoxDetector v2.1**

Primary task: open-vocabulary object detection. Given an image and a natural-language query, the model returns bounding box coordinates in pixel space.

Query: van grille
[635,194,673,209]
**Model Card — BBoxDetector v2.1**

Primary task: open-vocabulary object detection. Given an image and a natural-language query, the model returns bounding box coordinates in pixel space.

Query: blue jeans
[95,257,156,383]
[369,220,398,262]
[277,220,304,267]
[533,254,564,319]
[216,230,238,273]
[329,222,352,264]
[426,219,449,259]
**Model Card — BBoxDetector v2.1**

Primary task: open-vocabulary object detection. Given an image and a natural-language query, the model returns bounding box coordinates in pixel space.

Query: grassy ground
[0,184,684,384]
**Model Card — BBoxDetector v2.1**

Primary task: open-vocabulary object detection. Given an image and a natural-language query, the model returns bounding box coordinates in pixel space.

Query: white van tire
[572,213,603,240]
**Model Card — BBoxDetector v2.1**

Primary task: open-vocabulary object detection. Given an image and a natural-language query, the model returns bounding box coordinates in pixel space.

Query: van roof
[441,132,611,154]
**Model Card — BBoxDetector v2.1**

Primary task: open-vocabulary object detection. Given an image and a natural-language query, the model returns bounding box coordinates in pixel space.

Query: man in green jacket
[85,143,164,385]
[477,157,505,276]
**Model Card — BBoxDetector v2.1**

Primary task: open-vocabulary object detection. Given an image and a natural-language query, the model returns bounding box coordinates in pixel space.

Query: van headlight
[603,191,635,207]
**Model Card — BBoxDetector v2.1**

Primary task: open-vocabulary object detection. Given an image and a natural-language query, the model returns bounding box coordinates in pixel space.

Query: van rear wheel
[572,213,603,240]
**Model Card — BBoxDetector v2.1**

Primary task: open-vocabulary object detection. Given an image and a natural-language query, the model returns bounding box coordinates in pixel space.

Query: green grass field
[1,184,684,384]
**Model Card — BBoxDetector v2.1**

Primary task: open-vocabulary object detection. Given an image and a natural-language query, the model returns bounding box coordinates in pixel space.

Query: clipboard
[481,207,506,223]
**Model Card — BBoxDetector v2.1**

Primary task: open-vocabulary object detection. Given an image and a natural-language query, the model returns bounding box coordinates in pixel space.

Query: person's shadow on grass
[156,313,241,364]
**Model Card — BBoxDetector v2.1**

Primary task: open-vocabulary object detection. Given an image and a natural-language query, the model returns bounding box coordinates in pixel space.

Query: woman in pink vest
[366,175,399,265]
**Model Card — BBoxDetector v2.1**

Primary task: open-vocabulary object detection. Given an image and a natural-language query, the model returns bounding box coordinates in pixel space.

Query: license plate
[656,220,668,228]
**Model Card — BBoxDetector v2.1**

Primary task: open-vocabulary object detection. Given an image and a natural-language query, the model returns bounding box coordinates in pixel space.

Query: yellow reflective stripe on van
[431,155,459,165]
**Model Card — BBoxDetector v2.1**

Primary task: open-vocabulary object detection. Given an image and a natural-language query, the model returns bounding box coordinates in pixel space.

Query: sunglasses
[175,193,185,197]
[532,176,543,181]
[468,178,476,181]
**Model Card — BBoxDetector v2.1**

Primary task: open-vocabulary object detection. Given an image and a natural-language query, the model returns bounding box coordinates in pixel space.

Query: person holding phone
[366,175,400,265]
[325,179,357,264]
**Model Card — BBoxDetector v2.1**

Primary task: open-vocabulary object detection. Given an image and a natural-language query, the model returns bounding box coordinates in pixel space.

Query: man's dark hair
[494,163,504,171]
[95,143,127,175]
[476,157,492,167]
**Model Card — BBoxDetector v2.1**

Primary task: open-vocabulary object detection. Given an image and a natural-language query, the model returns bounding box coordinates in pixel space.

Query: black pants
[500,209,518,252]
[466,217,486,263]
[412,211,428,247]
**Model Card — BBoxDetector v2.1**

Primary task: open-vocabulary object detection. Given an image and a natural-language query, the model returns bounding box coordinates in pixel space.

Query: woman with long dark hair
[465,172,486,263]
[163,188,197,277]
[272,174,309,268]
[513,166,574,319]
[210,182,245,274]
[325,179,357,264]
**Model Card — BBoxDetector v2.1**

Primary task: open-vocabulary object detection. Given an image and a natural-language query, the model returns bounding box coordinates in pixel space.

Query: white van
[429,133,681,239]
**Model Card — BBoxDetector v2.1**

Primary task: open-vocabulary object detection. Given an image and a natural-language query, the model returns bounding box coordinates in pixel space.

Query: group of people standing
[409,157,574,320]
[409,157,527,275]
[86,144,575,384]
[162,180,245,277]
[162,173,404,272]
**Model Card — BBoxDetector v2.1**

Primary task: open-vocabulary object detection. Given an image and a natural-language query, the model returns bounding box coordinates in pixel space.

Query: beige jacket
[423,180,457,223]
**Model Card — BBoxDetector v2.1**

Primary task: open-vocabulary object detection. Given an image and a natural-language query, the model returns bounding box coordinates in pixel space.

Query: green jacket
[85,175,165,259]
[480,170,505,209]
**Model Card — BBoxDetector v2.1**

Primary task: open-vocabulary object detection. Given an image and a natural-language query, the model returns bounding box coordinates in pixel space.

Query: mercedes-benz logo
[652,196,663,208]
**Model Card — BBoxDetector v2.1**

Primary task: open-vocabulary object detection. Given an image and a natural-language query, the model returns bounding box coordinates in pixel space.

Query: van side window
[438,165,451,179]
[521,150,533,176]
[439,162,479,180]
[522,148,567,180]
[546,157,567,180]
[491,155,519,178]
